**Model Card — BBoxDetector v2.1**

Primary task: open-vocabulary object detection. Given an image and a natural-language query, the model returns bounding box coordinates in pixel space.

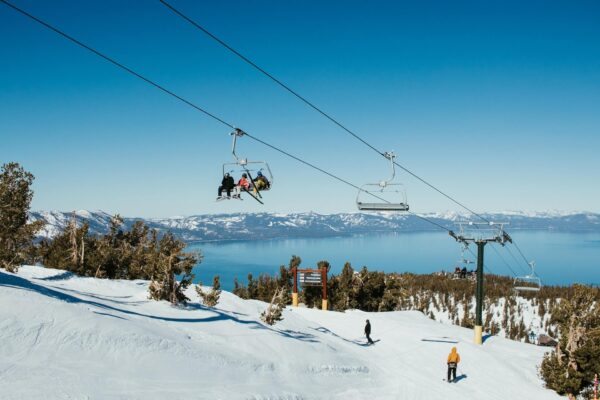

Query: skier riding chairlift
[220,128,273,204]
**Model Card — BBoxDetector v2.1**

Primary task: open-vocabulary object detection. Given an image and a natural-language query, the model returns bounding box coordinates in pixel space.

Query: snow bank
[0,266,559,399]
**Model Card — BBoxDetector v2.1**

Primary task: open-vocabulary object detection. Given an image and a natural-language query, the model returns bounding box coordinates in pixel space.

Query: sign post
[292,264,299,307]
[291,263,329,311]
[321,263,328,311]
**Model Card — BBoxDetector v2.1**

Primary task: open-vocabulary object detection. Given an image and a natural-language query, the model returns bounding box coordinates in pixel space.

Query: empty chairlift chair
[514,261,542,292]
[356,152,409,212]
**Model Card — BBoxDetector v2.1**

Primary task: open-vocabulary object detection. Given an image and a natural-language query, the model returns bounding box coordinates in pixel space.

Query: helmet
[257,171,263,176]
[242,173,247,178]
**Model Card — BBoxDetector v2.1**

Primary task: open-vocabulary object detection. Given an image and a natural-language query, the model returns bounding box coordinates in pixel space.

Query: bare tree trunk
[566,325,586,372]
[167,255,176,305]
[80,236,85,269]
[68,212,79,267]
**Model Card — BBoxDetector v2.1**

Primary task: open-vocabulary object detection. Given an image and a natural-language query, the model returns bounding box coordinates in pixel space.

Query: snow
[0,265,560,400]
[30,209,600,242]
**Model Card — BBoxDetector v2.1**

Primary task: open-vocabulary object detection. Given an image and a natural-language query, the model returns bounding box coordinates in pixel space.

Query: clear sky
[1,0,599,217]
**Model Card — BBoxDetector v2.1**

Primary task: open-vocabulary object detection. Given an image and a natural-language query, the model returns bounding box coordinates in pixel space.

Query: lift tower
[450,222,512,345]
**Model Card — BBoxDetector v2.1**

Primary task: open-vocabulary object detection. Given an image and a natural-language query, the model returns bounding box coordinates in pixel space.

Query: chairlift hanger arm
[230,128,247,164]
[381,151,396,187]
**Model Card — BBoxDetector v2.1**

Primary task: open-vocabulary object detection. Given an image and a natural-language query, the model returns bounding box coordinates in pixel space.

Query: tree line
[0,162,200,305]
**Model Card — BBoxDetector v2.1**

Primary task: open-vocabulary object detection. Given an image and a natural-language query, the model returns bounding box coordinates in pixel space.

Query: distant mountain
[29,210,600,243]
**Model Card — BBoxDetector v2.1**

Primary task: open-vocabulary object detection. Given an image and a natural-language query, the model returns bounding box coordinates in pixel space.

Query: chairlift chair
[220,129,273,203]
[514,261,542,292]
[222,162,273,191]
[356,152,409,212]
[460,243,474,267]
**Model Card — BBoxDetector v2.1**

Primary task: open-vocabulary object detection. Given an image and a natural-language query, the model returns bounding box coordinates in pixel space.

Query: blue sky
[1,0,599,217]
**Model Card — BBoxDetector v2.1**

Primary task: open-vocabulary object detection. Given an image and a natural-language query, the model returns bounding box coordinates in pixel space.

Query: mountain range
[29,210,600,242]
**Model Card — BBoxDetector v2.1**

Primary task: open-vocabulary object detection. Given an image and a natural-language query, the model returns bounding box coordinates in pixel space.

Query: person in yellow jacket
[447,347,460,383]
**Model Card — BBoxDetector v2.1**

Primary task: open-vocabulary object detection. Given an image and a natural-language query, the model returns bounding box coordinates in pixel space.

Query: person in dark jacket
[365,319,374,344]
[218,173,235,199]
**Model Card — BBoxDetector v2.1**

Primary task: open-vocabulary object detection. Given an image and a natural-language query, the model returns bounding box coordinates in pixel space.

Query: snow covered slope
[0,266,559,400]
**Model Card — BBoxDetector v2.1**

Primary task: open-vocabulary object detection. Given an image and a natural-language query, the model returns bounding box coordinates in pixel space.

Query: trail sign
[299,271,322,286]
[292,264,329,310]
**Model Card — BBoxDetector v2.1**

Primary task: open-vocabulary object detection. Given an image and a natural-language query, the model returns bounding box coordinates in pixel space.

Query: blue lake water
[189,232,600,291]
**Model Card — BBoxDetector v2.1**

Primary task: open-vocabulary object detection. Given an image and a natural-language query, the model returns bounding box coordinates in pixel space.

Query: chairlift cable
[504,244,533,276]
[158,0,537,269]
[488,243,520,278]
[407,212,454,233]
[465,247,494,275]
[0,0,235,130]
[242,133,390,203]
[159,0,385,157]
[512,241,534,271]
[2,0,511,251]
[158,0,490,221]
[0,0,390,206]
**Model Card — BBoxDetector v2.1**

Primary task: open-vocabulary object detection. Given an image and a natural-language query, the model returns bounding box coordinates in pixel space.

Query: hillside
[0,265,560,399]
[30,210,600,242]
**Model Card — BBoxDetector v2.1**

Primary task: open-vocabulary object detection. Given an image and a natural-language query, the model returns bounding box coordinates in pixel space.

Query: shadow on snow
[313,326,379,346]
[1,270,316,343]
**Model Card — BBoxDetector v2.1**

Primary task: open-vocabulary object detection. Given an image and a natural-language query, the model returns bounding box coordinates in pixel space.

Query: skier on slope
[365,319,374,345]
[447,347,461,382]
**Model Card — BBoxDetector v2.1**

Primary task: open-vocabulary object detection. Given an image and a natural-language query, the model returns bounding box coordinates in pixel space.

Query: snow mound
[0,266,559,399]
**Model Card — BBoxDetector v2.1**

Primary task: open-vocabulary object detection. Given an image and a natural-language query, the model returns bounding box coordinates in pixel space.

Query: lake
[189,231,600,291]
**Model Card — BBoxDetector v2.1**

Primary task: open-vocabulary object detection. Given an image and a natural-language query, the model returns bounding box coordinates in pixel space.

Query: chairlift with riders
[219,128,273,204]
[451,242,474,279]
[356,151,409,212]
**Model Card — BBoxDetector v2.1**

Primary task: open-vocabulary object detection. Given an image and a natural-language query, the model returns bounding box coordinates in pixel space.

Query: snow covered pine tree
[261,287,286,325]
[196,276,221,307]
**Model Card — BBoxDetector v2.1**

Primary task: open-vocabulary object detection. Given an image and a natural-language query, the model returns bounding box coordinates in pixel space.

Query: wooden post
[292,265,298,307]
[321,264,328,311]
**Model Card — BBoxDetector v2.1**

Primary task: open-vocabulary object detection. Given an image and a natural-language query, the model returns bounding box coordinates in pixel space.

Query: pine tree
[331,262,354,310]
[232,277,248,299]
[38,215,91,275]
[540,284,600,398]
[261,287,286,326]
[148,232,198,305]
[196,275,221,307]
[0,163,43,272]
[94,215,125,279]
[276,264,293,304]
[246,273,258,299]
